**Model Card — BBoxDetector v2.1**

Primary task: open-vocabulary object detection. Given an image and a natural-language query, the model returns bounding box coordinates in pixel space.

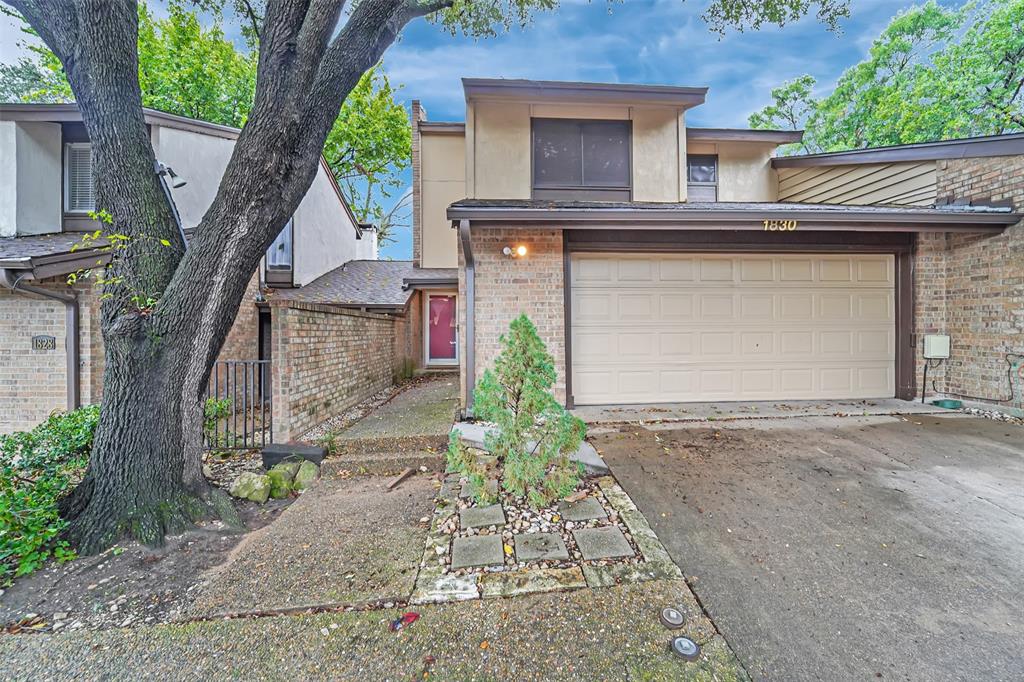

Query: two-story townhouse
[411,78,1023,414]
[0,103,405,437]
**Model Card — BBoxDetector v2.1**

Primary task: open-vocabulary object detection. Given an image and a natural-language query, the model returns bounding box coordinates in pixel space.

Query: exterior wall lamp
[502,244,528,258]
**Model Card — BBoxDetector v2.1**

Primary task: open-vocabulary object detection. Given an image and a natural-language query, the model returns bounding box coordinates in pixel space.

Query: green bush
[0,405,100,585]
[452,314,586,507]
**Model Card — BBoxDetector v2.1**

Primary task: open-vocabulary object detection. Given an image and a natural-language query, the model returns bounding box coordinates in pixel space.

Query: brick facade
[411,101,426,269]
[2,271,262,435]
[270,301,415,441]
[915,155,1024,408]
[0,278,103,434]
[393,289,423,375]
[459,227,566,406]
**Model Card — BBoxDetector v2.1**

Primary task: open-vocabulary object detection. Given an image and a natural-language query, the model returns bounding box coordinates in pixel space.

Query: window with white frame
[64,143,95,213]
[266,219,293,270]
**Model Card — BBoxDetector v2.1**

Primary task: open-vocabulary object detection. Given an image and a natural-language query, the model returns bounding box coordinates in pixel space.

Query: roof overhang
[402,276,459,291]
[773,133,1024,168]
[447,202,1019,234]
[462,78,708,109]
[688,128,803,145]
[418,121,466,135]
[0,248,110,280]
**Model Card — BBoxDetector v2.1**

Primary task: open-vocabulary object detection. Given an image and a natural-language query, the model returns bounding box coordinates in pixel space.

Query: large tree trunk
[14,0,449,554]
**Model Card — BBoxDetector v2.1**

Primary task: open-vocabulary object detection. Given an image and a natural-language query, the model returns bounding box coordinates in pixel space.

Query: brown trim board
[561,230,916,406]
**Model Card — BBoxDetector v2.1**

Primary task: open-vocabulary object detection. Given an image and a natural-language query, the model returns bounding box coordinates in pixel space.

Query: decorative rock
[228,472,271,503]
[271,459,302,481]
[450,535,504,570]
[558,497,608,522]
[292,461,319,490]
[515,533,570,562]
[460,504,506,530]
[573,527,634,560]
[267,469,292,499]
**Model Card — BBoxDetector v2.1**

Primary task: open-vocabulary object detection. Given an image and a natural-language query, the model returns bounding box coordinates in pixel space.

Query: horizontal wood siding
[778,161,937,206]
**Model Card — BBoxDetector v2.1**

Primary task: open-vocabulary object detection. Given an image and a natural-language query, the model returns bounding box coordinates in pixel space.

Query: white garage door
[570,253,895,405]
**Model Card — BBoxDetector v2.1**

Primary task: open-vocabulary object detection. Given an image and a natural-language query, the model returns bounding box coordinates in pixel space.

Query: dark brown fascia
[772,133,1024,167]
[688,128,804,144]
[402,277,459,290]
[446,205,1019,232]
[418,121,466,135]
[0,248,111,279]
[462,78,708,109]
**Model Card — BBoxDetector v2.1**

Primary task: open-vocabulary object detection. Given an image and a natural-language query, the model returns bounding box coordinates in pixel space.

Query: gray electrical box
[923,334,951,359]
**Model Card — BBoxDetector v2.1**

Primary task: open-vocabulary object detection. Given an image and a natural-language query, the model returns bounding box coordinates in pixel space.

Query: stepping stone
[515,533,570,562]
[558,497,608,522]
[460,504,506,530]
[573,527,634,560]
[450,535,504,570]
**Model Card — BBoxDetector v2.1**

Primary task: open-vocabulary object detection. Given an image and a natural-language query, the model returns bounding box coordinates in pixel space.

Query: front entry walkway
[573,398,947,424]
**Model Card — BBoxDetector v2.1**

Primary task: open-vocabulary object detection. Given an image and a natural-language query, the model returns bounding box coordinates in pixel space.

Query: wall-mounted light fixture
[502,244,528,258]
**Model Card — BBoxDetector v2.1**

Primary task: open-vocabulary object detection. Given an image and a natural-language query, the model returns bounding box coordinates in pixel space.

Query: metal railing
[205,360,272,450]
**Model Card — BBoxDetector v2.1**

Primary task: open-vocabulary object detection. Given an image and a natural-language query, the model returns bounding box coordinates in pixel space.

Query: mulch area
[0,498,291,634]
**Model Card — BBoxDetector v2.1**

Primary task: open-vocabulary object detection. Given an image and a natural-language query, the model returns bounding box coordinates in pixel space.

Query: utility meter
[923,334,951,359]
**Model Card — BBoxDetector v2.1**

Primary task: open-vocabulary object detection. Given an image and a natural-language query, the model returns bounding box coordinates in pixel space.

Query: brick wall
[915,155,1024,408]
[0,277,102,434]
[216,272,261,363]
[270,301,400,441]
[393,289,423,375]
[1,270,262,435]
[459,227,566,407]
[411,101,426,269]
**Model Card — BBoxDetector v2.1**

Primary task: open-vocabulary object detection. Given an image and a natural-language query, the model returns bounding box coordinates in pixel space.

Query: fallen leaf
[480,640,489,650]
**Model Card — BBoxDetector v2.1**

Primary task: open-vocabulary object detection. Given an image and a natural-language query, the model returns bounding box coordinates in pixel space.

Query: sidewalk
[2,578,746,681]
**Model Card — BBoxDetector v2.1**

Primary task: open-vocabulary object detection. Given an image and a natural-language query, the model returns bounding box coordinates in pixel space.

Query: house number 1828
[763,219,798,231]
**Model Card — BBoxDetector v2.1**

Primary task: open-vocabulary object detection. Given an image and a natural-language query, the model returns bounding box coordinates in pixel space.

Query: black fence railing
[205,360,272,450]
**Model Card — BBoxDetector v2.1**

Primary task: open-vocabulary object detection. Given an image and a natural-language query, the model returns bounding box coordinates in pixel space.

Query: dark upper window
[687,154,718,202]
[532,119,631,201]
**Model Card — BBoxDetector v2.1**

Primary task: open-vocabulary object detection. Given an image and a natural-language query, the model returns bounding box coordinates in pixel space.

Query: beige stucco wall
[466,101,687,202]
[686,140,778,202]
[420,132,464,269]
[152,126,363,286]
[0,120,62,237]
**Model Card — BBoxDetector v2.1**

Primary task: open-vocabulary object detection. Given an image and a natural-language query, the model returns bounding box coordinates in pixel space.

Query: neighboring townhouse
[411,78,1024,414]
[0,103,386,437]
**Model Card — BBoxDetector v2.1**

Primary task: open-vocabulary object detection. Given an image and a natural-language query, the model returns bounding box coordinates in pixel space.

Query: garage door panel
[660,293,694,319]
[701,294,735,319]
[571,253,895,404]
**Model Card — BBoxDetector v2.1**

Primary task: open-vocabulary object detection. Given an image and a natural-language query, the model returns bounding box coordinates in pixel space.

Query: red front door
[427,294,457,363]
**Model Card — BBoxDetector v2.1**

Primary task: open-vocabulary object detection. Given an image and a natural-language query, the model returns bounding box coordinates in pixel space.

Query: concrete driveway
[591,412,1024,681]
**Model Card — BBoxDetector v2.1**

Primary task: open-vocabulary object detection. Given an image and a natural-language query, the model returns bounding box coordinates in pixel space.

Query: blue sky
[0,0,949,260]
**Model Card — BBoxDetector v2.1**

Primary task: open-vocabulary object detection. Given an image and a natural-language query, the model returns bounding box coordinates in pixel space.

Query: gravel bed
[432,477,644,577]
[300,385,403,443]
[962,406,1023,426]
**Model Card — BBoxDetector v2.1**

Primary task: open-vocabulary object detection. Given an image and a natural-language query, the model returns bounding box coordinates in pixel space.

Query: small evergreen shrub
[451,314,586,507]
[0,405,100,584]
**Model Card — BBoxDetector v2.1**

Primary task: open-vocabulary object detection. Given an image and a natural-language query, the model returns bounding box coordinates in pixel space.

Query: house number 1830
[763,219,798,231]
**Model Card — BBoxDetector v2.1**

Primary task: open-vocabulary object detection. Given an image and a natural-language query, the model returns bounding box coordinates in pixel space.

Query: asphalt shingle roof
[0,233,100,264]
[270,260,457,308]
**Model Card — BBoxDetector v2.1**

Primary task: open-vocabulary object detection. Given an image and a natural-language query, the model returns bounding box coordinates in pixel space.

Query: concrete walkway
[2,578,747,681]
[575,397,948,425]
[187,474,434,618]
[326,375,460,474]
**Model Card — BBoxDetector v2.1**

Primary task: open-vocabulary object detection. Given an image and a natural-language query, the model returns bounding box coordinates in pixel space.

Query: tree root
[61,481,243,556]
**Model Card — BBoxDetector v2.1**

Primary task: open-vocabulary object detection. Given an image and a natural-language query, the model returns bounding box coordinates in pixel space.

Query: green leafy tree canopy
[750,0,1024,153]
[0,1,409,229]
